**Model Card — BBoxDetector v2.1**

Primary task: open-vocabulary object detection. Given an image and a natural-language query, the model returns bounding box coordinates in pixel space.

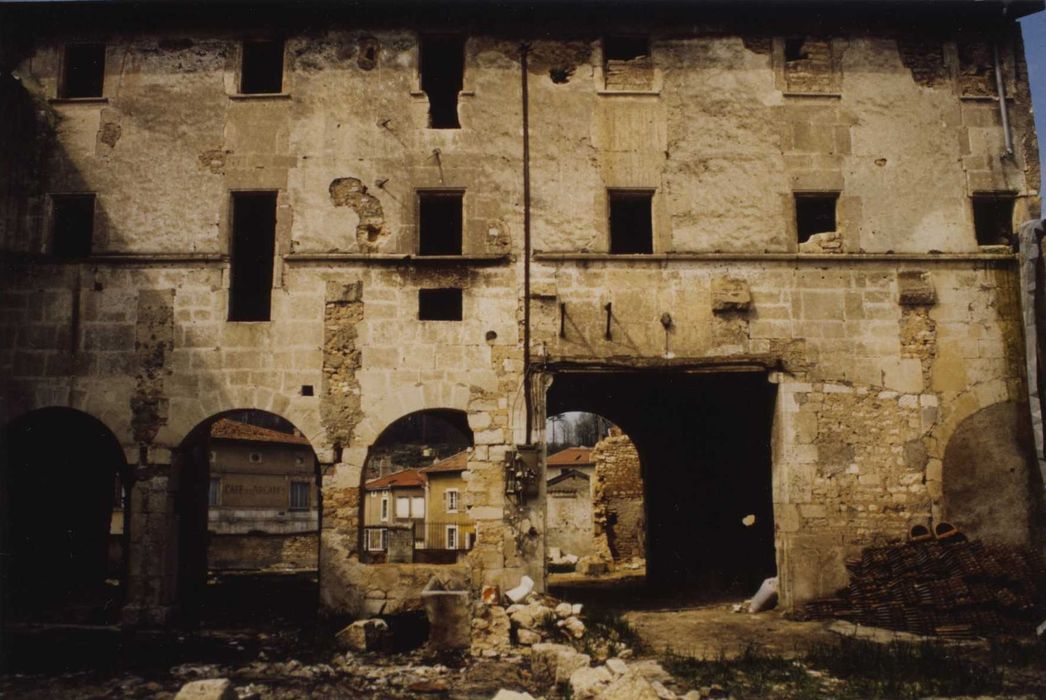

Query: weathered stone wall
[592,435,645,562]
[0,9,1040,619]
[546,476,595,558]
[207,533,317,571]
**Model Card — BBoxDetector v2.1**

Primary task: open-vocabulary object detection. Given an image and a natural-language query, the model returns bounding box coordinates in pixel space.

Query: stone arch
[0,407,130,624]
[162,392,328,460]
[941,400,1037,546]
[354,381,472,449]
[172,409,322,621]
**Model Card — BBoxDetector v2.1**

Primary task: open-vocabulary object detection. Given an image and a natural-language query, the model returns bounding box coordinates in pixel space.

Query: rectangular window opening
[784,37,807,63]
[208,478,221,507]
[367,528,387,551]
[229,191,277,322]
[609,190,654,254]
[51,194,95,259]
[445,489,460,513]
[290,481,310,510]
[420,35,464,129]
[240,39,284,94]
[446,524,459,550]
[62,44,105,98]
[795,193,838,244]
[419,288,463,321]
[418,191,463,255]
[604,35,649,63]
[972,193,1016,246]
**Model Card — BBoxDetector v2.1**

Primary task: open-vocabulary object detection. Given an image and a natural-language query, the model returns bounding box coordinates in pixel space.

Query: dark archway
[546,369,777,598]
[0,408,129,626]
[174,410,321,626]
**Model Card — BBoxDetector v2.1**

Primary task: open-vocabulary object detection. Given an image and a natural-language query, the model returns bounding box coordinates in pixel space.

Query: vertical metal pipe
[993,42,1014,156]
[521,43,533,444]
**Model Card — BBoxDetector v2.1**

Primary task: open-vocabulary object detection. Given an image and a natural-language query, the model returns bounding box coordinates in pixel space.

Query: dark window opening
[420,36,465,129]
[418,288,463,321]
[61,44,105,98]
[229,192,277,322]
[301,384,314,397]
[51,194,95,259]
[240,39,284,94]
[418,191,463,255]
[972,194,1015,246]
[784,38,808,62]
[604,35,649,62]
[290,482,310,510]
[795,193,838,243]
[609,191,654,254]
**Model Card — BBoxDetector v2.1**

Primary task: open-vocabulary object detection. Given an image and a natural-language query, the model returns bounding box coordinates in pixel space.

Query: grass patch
[805,637,1003,699]
[663,646,820,699]
[661,637,1009,699]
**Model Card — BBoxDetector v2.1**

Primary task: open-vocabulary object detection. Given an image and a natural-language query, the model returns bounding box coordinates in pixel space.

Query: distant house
[419,450,475,554]
[547,446,595,481]
[363,468,426,555]
[207,418,318,571]
[546,468,595,557]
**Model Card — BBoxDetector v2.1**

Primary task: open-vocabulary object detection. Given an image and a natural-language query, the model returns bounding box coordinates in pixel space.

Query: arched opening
[0,408,129,626]
[545,411,646,589]
[546,370,777,606]
[174,410,321,627]
[361,409,474,565]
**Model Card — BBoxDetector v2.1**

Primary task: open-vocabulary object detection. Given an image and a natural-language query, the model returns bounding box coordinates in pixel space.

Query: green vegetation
[662,637,1014,700]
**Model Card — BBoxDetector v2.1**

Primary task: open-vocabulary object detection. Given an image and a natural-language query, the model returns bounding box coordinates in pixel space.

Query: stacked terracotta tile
[796,539,1045,637]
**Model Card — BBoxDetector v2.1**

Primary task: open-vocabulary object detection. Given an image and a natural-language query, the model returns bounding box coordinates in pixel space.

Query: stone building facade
[0,1,1043,625]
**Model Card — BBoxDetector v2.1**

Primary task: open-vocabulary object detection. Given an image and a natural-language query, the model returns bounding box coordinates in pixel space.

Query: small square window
[603,36,652,91]
[249,452,262,464]
[51,194,95,259]
[240,39,284,94]
[419,288,463,321]
[418,191,463,255]
[795,193,838,244]
[366,528,387,551]
[290,481,310,510]
[972,193,1016,246]
[61,44,105,98]
[609,190,654,254]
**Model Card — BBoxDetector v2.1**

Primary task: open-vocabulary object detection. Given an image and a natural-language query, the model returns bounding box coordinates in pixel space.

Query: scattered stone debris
[795,535,1046,637]
[174,678,237,700]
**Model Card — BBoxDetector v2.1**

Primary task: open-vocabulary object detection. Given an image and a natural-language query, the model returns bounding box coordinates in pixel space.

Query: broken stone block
[629,659,673,684]
[569,664,613,699]
[711,277,753,313]
[554,602,573,619]
[897,270,936,306]
[601,672,663,700]
[516,628,541,645]
[335,618,391,653]
[491,691,537,700]
[421,577,471,650]
[651,680,677,699]
[798,231,844,254]
[509,602,552,630]
[606,657,629,675]
[577,557,609,576]
[505,575,534,603]
[530,642,591,685]
[564,616,586,638]
[173,679,236,700]
[482,585,501,605]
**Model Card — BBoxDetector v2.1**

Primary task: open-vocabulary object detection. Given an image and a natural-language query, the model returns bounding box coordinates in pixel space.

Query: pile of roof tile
[796,538,1045,638]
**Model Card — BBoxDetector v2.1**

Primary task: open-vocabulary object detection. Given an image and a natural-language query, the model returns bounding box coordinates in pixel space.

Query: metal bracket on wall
[604,302,613,340]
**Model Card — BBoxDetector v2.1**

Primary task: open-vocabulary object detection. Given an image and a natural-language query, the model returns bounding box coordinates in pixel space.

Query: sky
[1021,10,1046,185]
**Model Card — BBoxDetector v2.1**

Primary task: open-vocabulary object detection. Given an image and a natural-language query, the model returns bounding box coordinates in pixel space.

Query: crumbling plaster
[0,18,1041,621]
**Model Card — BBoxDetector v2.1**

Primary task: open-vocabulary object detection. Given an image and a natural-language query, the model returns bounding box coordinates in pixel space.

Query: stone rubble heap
[796,538,1045,637]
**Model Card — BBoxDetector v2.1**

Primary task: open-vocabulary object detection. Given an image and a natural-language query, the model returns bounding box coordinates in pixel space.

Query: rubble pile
[796,538,1045,637]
